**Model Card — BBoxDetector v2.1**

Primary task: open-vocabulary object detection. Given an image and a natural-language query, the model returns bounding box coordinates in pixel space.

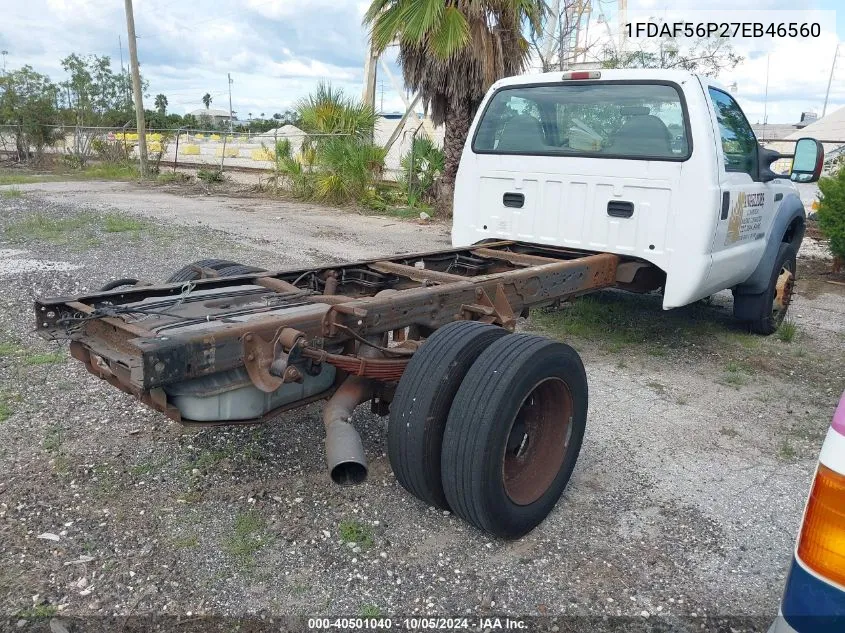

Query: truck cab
[452,69,824,333]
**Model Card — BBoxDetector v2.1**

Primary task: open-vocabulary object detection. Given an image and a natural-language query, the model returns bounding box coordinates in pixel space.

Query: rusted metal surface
[255,276,299,293]
[369,261,467,284]
[472,248,561,267]
[459,284,517,329]
[503,377,573,506]
[774,265,795,315]
[36,242,625,423]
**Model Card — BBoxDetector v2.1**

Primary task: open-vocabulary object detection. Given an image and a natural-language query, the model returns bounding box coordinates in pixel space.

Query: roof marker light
[562,71,601,80]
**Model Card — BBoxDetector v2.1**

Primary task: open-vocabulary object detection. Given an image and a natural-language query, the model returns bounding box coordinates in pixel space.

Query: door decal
[725,191,765,245]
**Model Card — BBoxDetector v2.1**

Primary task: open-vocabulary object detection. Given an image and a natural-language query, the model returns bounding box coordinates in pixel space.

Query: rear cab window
[472,82,691,161]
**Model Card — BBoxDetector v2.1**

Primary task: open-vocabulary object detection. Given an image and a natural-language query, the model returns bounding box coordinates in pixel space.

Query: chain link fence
[0,120,441,181]
[0,123,321,172]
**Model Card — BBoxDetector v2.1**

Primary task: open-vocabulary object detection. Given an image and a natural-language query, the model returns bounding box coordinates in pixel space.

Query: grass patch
[0,173,55,185]
[777,320,798,343]
[189,448,229,473]
[646,381,666,395]
[339,519,374,548]
[43,425,64,453]
[5,212,98,244]
[128,456,165,477]
[173,533,199,548]
[224,509,268,567]
[360,604,382,618]
[157,172,191,184]
[197,168,224,183]
[1,186,23,199]
[719,426,740,438]
[530,293,729,353]
[530,292,770,358]
[717,360,754,388]
[0,341,23,357]
[16,604,58,621]
[0,395,13,422]
[779,439,797,462]
[79,163,139,180]
[24,351,64,366]
[5,211,147,246]
[102,213,146,232]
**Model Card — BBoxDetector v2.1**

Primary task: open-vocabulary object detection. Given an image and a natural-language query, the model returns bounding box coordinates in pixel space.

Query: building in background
[188,108,235,125]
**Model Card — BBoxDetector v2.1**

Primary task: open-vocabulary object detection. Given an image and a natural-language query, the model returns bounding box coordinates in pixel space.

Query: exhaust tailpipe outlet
[325,418,368,485]
[322,375,372,485]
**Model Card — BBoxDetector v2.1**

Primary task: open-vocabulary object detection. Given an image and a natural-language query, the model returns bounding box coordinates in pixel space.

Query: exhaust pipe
[322,330,392,485]
[323,374,372,485]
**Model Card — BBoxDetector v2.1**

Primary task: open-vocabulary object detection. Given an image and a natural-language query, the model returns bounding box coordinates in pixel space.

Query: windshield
[472,82,690,160]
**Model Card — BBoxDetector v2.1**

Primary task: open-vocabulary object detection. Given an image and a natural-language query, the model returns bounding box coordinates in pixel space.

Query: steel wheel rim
[502,377,573,506]
[772,261,795,323]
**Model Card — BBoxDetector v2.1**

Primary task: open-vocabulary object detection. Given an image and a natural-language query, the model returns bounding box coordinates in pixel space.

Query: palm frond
[429,6,471,59]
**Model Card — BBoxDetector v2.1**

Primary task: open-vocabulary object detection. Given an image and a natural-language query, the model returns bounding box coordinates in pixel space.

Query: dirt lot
[1,180,844,630]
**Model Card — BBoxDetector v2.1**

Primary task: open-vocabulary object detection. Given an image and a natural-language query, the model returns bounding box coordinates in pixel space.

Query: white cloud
[0,0,841,123]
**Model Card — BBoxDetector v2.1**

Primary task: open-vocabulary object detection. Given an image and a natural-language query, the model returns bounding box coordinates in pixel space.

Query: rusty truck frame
[36,241,653,538]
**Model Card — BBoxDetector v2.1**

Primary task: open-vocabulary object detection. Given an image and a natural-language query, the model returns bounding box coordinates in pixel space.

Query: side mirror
[790,138,824,183]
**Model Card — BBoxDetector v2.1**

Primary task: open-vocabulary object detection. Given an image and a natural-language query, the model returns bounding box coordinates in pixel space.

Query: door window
[708,88,758,178]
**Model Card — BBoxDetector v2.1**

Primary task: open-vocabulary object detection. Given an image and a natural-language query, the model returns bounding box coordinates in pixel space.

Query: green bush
[312,137,387,205]
[817,167,845,260]
[296,82,378,140]
[92,137,132,164]
[400,137,444,205]
[263,84,387,207]
[197,168,224,183]
[274,138,291,161]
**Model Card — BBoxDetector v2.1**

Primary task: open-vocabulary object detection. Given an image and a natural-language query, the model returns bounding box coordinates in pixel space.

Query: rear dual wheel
[389,324,587,539]
[442,335,587,539]
[388,321,508,509]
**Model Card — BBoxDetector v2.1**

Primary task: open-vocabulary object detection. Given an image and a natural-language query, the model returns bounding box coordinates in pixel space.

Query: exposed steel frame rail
[35,242,622,423]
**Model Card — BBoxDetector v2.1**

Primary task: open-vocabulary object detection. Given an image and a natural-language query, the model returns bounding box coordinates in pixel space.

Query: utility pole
[822,43,839,118]
[123,0,147,176]
[227,73,234,134]
[118,35,129,108]
[361,42,377,108]
[762,54,770,135]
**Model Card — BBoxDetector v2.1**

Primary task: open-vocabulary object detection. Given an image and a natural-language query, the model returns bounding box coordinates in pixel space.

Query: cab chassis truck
[35,70,825,539]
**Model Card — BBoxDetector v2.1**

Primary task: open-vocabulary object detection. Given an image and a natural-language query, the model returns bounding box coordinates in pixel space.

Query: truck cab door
[705,86,775,292]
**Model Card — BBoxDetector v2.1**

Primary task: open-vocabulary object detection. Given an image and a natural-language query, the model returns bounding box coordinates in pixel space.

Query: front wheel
[441,334,588,539]
[747,243,797,335]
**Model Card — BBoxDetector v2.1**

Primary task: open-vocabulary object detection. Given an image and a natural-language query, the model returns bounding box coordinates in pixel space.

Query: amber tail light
[797,464,845,587]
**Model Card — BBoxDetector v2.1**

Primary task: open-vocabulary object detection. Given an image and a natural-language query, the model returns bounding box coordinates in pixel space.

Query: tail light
[797,463,845,587]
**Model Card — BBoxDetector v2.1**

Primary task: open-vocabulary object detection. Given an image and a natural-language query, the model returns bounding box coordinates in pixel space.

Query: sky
[0,0,843,126]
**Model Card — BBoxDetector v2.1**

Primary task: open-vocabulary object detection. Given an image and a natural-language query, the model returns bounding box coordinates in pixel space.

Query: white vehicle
[453,68,825,333]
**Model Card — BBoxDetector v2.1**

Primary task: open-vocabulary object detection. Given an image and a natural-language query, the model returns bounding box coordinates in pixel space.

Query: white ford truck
[36,69,824,539]
[453,68,824,333]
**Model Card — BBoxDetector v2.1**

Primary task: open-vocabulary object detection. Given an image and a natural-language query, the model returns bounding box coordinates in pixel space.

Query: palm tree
[364,0,543,214]
[154,93,168,115]
[202,93,212,109]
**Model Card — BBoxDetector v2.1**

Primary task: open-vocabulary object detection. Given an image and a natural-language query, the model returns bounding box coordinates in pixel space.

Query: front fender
[734,192,805,296]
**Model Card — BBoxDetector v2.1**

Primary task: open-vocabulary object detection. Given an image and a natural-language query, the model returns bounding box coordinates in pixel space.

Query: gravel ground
[1,180,844,631]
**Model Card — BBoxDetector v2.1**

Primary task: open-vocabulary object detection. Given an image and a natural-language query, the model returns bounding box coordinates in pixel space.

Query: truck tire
[166,259,266,283]
[746,242,797,335]
[388,321,509,509]
[441,334,588,539]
